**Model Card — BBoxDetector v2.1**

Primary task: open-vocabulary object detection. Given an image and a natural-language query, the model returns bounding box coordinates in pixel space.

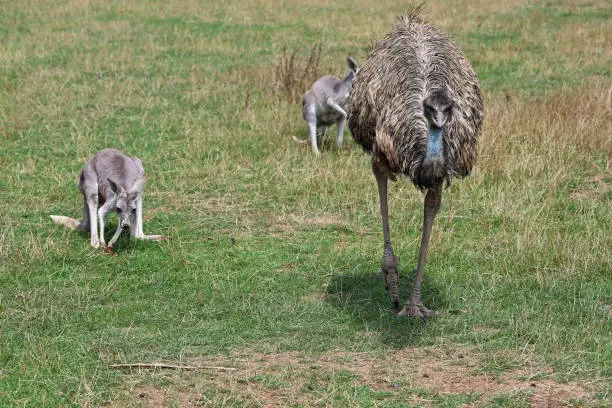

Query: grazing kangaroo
[294,56,359,155]
[50,148,167,249]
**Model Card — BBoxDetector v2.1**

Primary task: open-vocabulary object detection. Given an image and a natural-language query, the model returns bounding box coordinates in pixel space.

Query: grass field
[0,0,610,406]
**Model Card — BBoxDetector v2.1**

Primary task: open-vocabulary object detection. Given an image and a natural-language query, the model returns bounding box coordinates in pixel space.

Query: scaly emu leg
[399,185,442,319]
[372,159,399,310]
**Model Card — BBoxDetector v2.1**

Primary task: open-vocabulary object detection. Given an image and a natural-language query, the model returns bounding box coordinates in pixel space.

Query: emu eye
[116,208,122,214]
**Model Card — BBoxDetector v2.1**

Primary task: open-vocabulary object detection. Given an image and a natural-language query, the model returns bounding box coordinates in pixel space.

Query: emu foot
[381,254,399,309]
[398,301,437,321]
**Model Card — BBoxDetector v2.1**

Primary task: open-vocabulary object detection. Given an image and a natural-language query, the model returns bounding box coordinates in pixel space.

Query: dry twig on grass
[109,363,237,371]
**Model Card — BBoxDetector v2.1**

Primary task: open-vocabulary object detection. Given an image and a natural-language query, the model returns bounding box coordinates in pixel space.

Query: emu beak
[434,111,446,128]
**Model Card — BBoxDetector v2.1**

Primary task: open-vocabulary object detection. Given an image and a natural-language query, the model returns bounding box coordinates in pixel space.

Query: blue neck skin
[425,126,444,160]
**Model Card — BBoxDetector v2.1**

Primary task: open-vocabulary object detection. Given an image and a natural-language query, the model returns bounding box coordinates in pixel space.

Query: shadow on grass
[56,223,161,254]
[324,263,450,348]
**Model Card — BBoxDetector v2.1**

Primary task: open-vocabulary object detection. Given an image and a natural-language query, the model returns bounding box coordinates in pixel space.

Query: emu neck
[425,126,444,160]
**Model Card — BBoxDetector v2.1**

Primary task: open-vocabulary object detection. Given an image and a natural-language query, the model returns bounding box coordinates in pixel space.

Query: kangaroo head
[108,177,145,230]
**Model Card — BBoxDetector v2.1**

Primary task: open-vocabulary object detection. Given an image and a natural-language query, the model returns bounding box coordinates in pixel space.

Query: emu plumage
[347,11,483,318]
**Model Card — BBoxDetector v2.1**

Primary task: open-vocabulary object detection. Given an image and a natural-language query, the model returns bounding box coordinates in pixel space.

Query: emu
[294,56,359,155]
[347,11,483,319]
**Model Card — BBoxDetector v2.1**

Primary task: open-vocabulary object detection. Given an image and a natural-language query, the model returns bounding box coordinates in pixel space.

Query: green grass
[0,0,610,406]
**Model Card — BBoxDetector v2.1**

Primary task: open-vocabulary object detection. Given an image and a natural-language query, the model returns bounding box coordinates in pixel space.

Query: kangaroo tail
[50,215,83,231]
[292,135,309,145]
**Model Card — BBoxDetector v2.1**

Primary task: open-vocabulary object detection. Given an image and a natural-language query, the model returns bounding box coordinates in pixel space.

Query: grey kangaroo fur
[50,148,167,248]
[294,56,359,155]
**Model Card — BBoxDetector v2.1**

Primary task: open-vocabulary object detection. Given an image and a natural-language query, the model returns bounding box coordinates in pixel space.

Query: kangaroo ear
[347,56,359,72]
[129,176,146,195]
[107,178,125,195]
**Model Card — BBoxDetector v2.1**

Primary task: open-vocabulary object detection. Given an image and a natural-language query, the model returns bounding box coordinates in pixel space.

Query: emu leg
[399,186,442,319]
[373,161,399,309]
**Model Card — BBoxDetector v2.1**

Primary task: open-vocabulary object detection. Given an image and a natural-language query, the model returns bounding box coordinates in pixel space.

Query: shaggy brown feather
[348,11,483,189]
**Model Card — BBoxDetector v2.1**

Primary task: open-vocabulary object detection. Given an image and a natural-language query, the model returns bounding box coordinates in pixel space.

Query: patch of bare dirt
[408,354,593,407]
[132,386,167,408]
[131,385,205,408]
[173,346,602,407]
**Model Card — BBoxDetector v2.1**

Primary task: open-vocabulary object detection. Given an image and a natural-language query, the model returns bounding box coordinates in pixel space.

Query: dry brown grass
[480,80,611,182]
[274,43,323,103]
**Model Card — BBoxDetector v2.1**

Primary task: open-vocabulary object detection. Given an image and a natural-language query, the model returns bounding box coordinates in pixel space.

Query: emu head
[108,178,145,230]
[423,91,454,129]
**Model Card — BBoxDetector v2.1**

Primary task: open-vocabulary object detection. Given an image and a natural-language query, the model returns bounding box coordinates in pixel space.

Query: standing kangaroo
[50,148,167,249]
[294,56,359,155]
